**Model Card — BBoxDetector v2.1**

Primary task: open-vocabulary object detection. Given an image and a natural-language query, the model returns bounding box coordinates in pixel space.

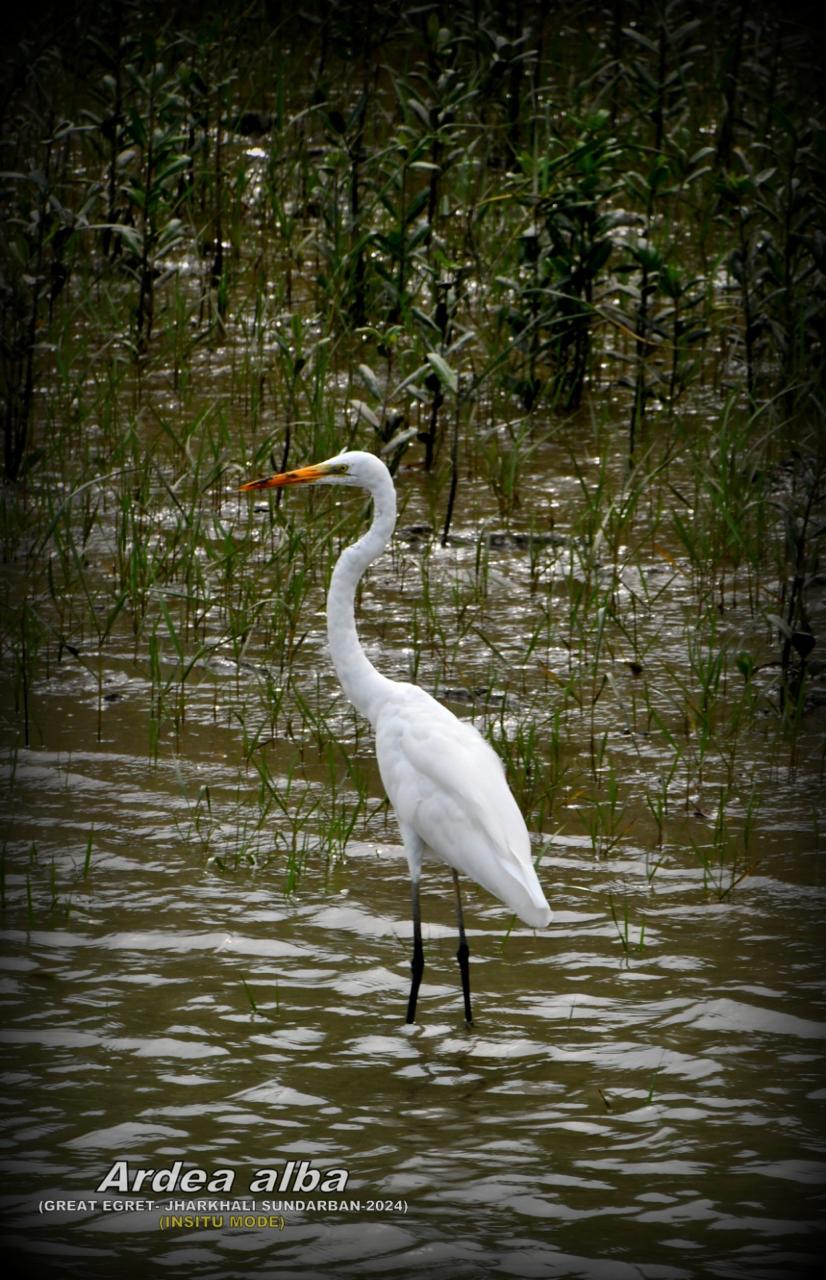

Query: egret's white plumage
[241,449,551,1022]
[375,684,551,929]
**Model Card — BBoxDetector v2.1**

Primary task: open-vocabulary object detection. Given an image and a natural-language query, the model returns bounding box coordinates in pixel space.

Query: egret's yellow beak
[239,463,329,491]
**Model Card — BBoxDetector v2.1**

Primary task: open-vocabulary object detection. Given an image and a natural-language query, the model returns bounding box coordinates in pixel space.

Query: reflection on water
[2,729,825,1278]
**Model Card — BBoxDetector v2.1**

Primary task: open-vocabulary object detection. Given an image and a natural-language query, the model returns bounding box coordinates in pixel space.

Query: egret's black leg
[406,876,424,1023]
[452,870,473,1025]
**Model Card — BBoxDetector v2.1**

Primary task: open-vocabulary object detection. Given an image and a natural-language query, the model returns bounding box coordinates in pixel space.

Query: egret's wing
[376,685,551,927]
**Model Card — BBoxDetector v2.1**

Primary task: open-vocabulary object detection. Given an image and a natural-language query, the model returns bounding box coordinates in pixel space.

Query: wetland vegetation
[2,0,823,912]
[1,2,825,1275]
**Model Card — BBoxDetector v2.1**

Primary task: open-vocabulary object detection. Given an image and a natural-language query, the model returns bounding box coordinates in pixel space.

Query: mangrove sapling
[659,263,709,408]
[1,108,81,483]
[617,7,708,453]
[313,80,377,330]
[769,452,824,724]
[503,114,620,413]
[424,292,462,482]
[715,160,773,410]
[369,27,475,336]
[103,49,193,350]
[369,133,430,325]
[764,113,826,416]
[348,361,418,469]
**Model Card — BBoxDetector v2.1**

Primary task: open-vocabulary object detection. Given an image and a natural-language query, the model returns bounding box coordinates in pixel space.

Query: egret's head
[239,450,387,492]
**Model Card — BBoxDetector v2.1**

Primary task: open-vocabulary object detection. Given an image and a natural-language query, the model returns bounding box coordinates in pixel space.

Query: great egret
[240,450,551,1024]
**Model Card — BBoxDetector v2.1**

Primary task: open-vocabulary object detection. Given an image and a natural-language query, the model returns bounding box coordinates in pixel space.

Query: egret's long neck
[326,472,397,727]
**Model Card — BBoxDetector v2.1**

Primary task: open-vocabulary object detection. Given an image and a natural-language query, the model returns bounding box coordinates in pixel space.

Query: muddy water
[2,461,826,1279]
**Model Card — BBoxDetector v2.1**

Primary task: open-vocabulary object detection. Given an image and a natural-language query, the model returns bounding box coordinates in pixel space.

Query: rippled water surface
[2,474,825,1278]
[4,1,826,1271]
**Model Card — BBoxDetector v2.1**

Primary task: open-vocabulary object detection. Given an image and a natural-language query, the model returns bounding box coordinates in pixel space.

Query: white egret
[240,450,551,1023]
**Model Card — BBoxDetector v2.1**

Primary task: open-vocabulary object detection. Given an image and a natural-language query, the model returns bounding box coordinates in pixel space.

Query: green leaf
[426,351,458,393]
[104,223,143,256]
[766,613,793,641]
[155,155,192,186]
[349,399,381,428]
[158,598,184,661]
[358,363,383,401]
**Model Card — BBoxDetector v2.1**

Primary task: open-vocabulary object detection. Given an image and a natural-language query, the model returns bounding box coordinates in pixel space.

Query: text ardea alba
[240,450,551,1023]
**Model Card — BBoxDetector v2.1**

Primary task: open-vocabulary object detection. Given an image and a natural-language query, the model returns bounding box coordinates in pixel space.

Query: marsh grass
[1,0,823,944]
[608,892,646,965]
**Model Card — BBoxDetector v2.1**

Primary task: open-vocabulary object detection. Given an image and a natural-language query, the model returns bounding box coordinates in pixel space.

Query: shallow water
[2,483,826,1278]
[3,3,825,1270]
[2,339,825,1278]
